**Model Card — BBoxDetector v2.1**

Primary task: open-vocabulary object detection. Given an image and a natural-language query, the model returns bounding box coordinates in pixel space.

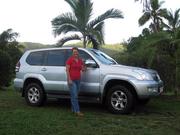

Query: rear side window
[26,51,44,65]
[46,50,65,66]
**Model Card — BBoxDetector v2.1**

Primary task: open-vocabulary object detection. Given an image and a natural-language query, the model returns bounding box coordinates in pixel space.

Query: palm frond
[52,12,79,36]
[157,9,168,18]
[52,12,77,27]
[75,0,93,25]
[138,12,151,26]
[56,34,81,47]
[64,0,77,12]
[151,0,164,10]
[174,8,180,27]
[53,24,78,36]
[89,9,123,27]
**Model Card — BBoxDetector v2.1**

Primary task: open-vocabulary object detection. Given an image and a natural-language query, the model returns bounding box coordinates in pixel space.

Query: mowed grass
[0,87,180,135]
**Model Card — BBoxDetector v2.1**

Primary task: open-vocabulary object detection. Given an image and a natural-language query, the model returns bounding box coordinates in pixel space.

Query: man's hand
[68,78,72,84]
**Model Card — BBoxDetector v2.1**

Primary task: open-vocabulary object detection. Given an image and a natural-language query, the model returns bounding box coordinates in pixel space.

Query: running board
[47,94,101,103]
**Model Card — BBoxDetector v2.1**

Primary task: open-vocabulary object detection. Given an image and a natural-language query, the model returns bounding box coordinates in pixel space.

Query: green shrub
[6,45,22,74]
[0,50,12,87]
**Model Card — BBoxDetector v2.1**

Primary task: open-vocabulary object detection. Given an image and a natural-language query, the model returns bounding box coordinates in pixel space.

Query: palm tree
[51,0,123,48]
[163,8,180,35]
[138,0,167,33]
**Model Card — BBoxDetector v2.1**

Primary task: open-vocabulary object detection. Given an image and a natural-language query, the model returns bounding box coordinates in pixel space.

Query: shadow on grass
[45,98,108,114]
[44,98,173,116]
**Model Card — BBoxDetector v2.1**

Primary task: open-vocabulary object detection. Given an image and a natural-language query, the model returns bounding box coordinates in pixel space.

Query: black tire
[106,85,134,114]
[24,83,45,106]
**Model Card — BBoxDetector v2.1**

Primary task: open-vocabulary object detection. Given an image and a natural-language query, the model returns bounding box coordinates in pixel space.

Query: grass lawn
[0,87,180,135]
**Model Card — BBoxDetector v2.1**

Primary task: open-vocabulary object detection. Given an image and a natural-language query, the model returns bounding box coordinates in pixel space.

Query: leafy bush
[6,44,22,73]
[0,50,12,87]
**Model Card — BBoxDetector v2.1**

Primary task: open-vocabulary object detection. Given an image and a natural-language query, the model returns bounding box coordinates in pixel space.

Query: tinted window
[79,50,93,62]
[26,51,44,65]
[89,49,117,65]
[65,49,92,62]
[46,50,65,66]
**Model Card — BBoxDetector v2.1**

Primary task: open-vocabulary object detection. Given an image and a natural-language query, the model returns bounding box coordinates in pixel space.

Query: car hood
[110,64,157,74]
[100,64,158,79]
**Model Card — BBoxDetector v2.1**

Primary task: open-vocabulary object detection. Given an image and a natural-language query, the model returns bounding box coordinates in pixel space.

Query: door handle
[41,68,47,71]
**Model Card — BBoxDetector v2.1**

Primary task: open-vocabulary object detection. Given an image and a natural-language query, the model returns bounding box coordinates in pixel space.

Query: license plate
[159,87,163,93]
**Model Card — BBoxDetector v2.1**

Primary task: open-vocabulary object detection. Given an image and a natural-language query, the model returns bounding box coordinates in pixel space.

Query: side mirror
[85,59,97,68]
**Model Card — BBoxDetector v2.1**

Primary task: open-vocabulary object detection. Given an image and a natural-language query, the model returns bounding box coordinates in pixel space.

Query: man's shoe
[76,112,84,117]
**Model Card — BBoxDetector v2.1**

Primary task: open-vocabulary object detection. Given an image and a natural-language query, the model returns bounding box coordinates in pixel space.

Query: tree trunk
[83,35,86,48]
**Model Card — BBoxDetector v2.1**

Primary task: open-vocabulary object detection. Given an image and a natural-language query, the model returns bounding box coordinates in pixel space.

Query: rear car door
[40,49,67,94]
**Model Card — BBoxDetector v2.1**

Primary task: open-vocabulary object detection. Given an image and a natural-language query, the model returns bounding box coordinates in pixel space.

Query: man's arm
[66,64,72,84]
[81,60,86,72]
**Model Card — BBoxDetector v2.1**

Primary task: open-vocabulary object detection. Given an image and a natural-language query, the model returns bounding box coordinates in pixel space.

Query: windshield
[89,49,117,65]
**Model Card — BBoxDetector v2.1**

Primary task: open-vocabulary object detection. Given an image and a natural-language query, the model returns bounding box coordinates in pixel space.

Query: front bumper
[131,80,164,99]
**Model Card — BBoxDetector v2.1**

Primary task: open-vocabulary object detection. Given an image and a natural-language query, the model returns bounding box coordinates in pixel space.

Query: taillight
[15,61,20,72]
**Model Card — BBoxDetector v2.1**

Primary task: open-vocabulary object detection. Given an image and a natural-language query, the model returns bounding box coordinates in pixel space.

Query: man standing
[66,47,85,116]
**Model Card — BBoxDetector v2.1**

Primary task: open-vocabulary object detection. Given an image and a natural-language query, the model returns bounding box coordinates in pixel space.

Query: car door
[40,49,67,94]
[64,49,100,97]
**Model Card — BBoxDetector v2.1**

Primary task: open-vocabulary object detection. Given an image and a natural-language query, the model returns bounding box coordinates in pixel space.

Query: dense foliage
[0,50,12,87]
[116,0,180,95]
[0,29,22,88]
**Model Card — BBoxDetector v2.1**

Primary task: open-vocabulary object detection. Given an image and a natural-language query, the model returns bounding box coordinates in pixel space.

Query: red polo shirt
[66,56,83,80]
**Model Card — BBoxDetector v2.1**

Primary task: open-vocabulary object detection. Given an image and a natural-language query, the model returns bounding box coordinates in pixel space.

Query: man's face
[72,49,79,57]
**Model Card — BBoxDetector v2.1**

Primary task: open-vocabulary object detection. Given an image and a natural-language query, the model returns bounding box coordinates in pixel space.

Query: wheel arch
[22,78,45,97]
[102,79,138,104]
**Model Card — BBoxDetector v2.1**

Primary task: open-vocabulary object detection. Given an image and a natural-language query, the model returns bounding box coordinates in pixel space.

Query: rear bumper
[13,78,23,92]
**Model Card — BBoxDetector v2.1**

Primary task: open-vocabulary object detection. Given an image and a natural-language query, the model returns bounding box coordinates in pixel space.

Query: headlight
[133,69,153,80]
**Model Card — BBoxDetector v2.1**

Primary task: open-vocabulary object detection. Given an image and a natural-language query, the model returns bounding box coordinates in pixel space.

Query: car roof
[25,47,92,53]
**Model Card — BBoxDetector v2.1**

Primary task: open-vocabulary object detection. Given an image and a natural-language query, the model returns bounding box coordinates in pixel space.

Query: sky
[0,0,180,45]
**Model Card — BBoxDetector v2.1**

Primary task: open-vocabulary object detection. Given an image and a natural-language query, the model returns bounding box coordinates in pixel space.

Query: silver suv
[14,47,163,114]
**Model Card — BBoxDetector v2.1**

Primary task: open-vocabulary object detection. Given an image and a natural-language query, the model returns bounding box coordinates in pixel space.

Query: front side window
[26,51,44,65]
[89,49,117,65]
[78,50,93,62]
[46,50,65,66]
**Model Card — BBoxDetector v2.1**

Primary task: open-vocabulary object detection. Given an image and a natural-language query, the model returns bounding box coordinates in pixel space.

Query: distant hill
[20,42,55,51]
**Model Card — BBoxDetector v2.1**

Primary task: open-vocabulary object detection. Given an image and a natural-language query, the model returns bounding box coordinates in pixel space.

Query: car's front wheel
[24,83,45,106]
[106,85,134,114]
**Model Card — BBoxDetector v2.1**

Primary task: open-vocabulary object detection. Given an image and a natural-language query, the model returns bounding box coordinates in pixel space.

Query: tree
[0,50,12,88]
[51,0,123,48]
[0,29,18,50]
[0,29,22,88]
[163,8,180,34]
[138,0,167,33]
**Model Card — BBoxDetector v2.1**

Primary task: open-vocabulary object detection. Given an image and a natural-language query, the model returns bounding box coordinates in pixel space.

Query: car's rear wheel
[24,83,45,106]
[106,85,134,114]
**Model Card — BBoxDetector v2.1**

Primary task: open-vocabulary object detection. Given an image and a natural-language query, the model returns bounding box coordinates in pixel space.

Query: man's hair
[72,47,78,51]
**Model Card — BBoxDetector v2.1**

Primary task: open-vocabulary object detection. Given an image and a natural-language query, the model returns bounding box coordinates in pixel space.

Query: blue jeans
[69,80,80,113]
